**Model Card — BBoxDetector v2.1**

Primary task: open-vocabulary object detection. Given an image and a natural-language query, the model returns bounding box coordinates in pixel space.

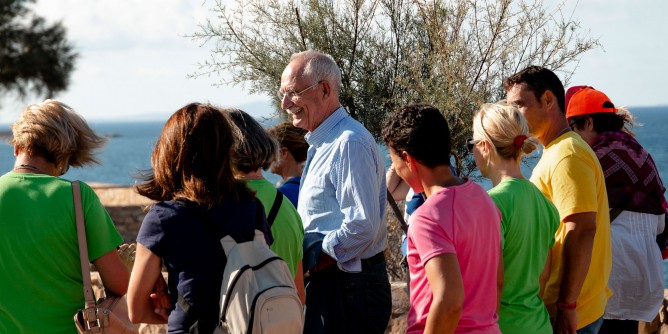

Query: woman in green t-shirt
[469,101,560,334]
[0,100,129,333]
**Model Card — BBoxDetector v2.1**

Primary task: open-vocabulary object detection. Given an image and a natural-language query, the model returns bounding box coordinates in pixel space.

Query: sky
[1,0,667,123]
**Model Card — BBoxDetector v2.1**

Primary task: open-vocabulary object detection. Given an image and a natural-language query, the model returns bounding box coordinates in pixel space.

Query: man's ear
[320,80,331,98]
[541,90,555,110]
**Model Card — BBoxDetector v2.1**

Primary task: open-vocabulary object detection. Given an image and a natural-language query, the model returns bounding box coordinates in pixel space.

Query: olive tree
[191,0,598,279]
[191,0,596,176]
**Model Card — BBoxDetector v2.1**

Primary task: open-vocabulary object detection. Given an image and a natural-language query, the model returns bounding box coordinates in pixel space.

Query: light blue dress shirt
[298,107,388,273]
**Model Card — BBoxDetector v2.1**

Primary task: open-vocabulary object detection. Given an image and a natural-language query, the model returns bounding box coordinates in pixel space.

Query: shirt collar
[305,106,347,146]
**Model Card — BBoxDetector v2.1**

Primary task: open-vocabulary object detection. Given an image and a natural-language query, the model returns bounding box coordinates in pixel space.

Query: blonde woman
[470,101,560,334]
[0,100,129,333]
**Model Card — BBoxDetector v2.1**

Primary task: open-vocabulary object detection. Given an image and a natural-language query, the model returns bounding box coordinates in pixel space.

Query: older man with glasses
[279,50,391,334]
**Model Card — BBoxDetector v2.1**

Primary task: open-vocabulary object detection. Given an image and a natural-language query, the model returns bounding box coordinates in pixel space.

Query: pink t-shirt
[406,180,502,334]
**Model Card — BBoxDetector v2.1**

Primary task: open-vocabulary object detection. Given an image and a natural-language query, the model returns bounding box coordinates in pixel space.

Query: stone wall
[92,185,151,243]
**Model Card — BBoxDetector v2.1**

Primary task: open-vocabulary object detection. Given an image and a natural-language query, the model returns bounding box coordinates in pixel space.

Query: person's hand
[554,308,577,334]
[313,252,336,272]
[117,243,136,271]
[149,275,171,321]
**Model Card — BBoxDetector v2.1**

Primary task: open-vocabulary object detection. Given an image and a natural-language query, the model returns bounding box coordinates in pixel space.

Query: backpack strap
[266,190,283,227]
[174,199,270,334]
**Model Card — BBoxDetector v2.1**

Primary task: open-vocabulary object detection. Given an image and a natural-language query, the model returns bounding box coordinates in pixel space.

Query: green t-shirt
[488,178,559,334]
[245,179,304,277]
[0,172,123,334]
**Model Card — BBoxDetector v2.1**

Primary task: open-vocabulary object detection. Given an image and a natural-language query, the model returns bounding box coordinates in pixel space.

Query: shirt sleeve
[322,140,383,268]
[411,208,455,266]
[551,154,599,220]
[136,204,167,257]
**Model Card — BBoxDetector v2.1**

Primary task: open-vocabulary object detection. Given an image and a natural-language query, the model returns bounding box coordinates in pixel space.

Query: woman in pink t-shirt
[382,104,502,333]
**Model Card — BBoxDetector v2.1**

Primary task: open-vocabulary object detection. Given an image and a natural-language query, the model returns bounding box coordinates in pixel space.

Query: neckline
[13,164,48,175]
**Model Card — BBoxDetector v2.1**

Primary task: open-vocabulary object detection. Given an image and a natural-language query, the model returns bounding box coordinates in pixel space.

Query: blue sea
[1,106,667,282]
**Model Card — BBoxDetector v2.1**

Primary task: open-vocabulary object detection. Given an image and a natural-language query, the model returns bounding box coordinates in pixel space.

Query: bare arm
[539,249,552,298]
[127,243,169,324]
[424,253,464,334]
[295,261,306,304]
[386,164,411,201]
[496,254,504,314]
[554,212,597,334]
[93,249,130,296]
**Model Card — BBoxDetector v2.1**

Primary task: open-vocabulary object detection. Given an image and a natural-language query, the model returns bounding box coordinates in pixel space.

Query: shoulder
[545,133,597,163]
[144,201,187,224]
[337,118,375,145]
[538,134,601,183]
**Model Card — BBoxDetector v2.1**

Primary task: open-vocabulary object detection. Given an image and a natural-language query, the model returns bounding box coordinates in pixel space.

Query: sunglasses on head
[466,138,480,152]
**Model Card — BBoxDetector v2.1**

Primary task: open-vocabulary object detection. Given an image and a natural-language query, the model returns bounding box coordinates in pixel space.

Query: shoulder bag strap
[386,189,408,234]
[266,190,283,227]
[72,181,97,311]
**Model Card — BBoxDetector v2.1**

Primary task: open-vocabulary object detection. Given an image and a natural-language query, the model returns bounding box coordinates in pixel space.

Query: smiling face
[280,60,330,132]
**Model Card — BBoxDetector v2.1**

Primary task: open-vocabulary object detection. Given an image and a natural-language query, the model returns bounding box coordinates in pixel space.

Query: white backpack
[213,230,304,334]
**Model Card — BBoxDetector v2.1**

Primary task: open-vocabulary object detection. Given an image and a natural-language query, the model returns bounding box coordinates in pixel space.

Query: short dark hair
[569,113,626,134]
[227,109,279,173]
[382,104,451,168]
[504,65,566,114]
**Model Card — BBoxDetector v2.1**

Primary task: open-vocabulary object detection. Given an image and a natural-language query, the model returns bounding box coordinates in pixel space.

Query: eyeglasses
[277,80,323,100]
[466,138,481,152]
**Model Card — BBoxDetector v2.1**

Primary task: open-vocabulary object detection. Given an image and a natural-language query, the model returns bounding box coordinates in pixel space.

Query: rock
[386,281,409,334]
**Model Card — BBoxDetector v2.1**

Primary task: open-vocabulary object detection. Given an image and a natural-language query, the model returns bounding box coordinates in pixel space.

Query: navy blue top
[136,198,271,334]
[277,176,301,207]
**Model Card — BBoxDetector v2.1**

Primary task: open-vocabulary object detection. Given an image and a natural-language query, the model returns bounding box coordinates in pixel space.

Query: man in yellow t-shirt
[504,66,611,334]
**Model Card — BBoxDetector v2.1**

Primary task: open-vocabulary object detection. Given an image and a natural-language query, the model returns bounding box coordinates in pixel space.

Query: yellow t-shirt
[531,132,612,329]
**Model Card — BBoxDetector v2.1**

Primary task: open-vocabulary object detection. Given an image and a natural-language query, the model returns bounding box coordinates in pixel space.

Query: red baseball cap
[566,86,617,118]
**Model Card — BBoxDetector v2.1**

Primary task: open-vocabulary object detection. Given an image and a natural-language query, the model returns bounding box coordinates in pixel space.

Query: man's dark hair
[382,104,451,167]
[503,65,566,114]
[569,113,626,134]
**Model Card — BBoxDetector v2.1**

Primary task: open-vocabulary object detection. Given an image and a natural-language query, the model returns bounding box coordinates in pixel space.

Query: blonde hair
[10,99,106,168]
[473,101,539,160]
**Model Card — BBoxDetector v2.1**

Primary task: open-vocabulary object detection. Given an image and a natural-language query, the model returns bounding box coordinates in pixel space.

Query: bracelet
[557,302,577,310]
